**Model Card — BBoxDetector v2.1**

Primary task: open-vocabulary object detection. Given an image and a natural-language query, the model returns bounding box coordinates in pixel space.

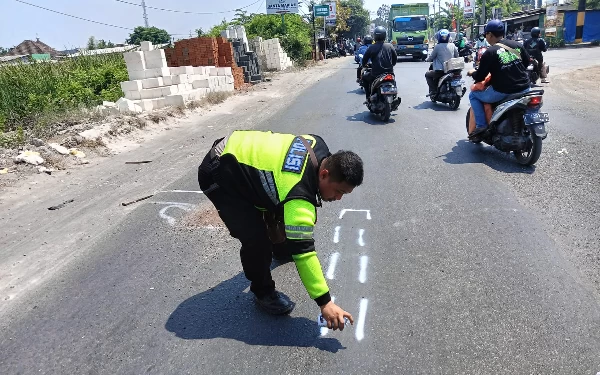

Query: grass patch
[148,112,167,124]
[203,91,231,105]
[0,52,128,140]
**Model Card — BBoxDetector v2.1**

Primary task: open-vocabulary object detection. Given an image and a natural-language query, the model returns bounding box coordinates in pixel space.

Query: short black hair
[324,150,364,186]
[489,30,504,38]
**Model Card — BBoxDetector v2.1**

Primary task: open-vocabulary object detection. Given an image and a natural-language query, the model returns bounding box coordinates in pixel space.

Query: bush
[0,53,128,134]
[547,37,566,48]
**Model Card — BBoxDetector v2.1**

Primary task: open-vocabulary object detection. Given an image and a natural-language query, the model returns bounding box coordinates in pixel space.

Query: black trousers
[363,72,374,100]
[425,70,445,93]
[198,147,275,298]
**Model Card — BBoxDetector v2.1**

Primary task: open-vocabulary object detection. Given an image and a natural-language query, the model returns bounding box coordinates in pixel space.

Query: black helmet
[363,36,373,45]
[531,27,541,38]
[374,26,387,42]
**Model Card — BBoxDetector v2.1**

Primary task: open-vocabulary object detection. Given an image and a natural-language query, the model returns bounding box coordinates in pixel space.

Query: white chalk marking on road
[339,209,371,220]
[358,229,365,247]
[159,190,204,194]
[333,226,341,243]
[326,252,340,280]
[156,202,195,226]
[359,256,368,284]
[356,298,369,342]
[320,296,336,336]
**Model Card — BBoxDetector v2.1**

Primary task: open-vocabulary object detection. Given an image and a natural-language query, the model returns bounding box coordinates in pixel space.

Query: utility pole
[575,0,585,43]
[310,1,317,60]
[481,0,486,24]
[141,0,149,27]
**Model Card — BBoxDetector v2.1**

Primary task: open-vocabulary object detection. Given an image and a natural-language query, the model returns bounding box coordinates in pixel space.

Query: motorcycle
[427,58,466,110]
[357,54,366,89]
[363,65,401,122]
[466,89,549,166]
[458,45,473,63]
[474,45,488,68]
[526,57,549,86]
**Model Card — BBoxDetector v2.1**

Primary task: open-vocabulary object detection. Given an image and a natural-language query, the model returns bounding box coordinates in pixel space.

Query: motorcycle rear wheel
[381,102,391,122]
[449,94,461,110]
[513,134,542,166]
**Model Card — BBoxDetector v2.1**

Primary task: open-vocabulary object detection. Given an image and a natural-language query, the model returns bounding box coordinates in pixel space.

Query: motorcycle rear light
[383,74,395,81]
[528,96,543,107]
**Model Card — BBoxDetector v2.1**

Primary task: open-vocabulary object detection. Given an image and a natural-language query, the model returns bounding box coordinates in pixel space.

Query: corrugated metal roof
[0,55,27,63]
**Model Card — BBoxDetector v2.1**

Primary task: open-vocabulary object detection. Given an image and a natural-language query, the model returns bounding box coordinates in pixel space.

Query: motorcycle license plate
[406,45,414,48]
[451,79,464,87]
[524,112,549,124]
[381,86,397,94]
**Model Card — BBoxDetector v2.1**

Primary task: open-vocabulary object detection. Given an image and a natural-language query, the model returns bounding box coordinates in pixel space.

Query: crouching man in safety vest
[198,130,364,330]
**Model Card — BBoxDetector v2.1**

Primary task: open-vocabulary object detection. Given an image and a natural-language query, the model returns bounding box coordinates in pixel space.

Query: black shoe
[469,126,487,138]
[254,291,295,315]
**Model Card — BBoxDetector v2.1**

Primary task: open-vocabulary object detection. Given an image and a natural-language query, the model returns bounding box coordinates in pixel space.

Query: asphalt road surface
[1,50,600,374]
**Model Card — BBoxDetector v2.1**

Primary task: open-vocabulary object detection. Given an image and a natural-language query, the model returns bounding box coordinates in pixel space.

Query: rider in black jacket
[361,26,397,102]
[524,27,548,83]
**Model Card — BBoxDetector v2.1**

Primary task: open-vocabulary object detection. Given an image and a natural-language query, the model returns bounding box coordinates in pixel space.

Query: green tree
[588,0,600,9]
[0,47,8,56]
[96,39,107,49]
[87,36,97,50]
[232,9,253,25]
[340,0,370,39]
[373,4,390,28]
[473,0,521,22]
[126,26,171,45]
[107,41,115,48]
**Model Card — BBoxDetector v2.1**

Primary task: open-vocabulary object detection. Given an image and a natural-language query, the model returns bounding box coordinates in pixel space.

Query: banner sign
[266,0,299,15]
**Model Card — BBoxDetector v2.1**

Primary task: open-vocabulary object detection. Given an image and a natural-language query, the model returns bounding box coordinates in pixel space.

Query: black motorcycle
[466,89,548,166]
[427,63,466,110]
[363,67,401,122]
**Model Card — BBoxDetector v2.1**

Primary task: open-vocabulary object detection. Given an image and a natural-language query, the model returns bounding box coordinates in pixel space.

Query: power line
[255,0,265,14]
[113,0,263,15]
[14,0,133,30]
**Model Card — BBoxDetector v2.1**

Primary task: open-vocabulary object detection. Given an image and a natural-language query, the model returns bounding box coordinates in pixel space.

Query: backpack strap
[495,43,522,60]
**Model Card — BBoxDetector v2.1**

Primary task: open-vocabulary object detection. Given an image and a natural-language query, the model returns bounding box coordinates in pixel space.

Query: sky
[1,0,435,50]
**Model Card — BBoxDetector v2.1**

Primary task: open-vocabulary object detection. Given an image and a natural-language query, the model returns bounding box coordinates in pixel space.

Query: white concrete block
[209,77,220,87]
[142,77,164,89]
[172,74,188,85]
[166,94,185,107]
[192,79,210,89]
[217,67,232,76]
[225,76,234,84]
[140,41,154,52]
[139,99,154,112]
[146,58,168,69]
[177,83,187,92]
[185,83,193,91]
[141,88,163,100]
[144,49,165,62]
[155,67,170,77]
[217,76,226,86]
[143,69,158,79]
[128,69,146,80]
[124,51,145,64]
[124,90,142,100]
[121,80,143,92]
[161,85,179,96]
[209,67,219,76]
[162,75,174,86]
[220,29,230,39]
[196,88,209,97]
[152,97,167,109]
[193,66,208,75]
[117,97,142,113]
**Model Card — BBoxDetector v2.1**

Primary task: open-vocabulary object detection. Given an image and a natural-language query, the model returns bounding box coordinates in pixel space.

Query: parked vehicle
[427,58,466,110]
[363,66,401,122]
[466,89,548,166]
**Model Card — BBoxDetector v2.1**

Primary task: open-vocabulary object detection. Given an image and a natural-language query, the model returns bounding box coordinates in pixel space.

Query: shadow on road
[440,139,536,174]
[412,100,458,111]
[346,87,364,95]
[165,272,346,353]
[346,111,396,125]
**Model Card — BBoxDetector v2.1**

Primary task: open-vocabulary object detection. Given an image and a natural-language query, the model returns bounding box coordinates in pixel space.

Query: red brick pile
[165,37,218,67]
[164,37,246,89]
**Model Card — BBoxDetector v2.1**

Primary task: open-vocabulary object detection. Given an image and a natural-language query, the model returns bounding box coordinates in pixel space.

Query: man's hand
[467,69,476,77]
[320,301,354,331]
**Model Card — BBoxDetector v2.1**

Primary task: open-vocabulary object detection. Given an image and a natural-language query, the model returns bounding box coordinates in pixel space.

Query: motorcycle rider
[474,33,490,65]
[361,26,397,102]
[524,27,549,83]
[425,29,459,97]
[356,36,373,82]
[467,19,531,137]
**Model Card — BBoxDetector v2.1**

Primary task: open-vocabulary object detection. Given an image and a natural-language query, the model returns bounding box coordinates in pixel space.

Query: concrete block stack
[231,40,262,84]
[253,38,293,71]
[117,41,234,113]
